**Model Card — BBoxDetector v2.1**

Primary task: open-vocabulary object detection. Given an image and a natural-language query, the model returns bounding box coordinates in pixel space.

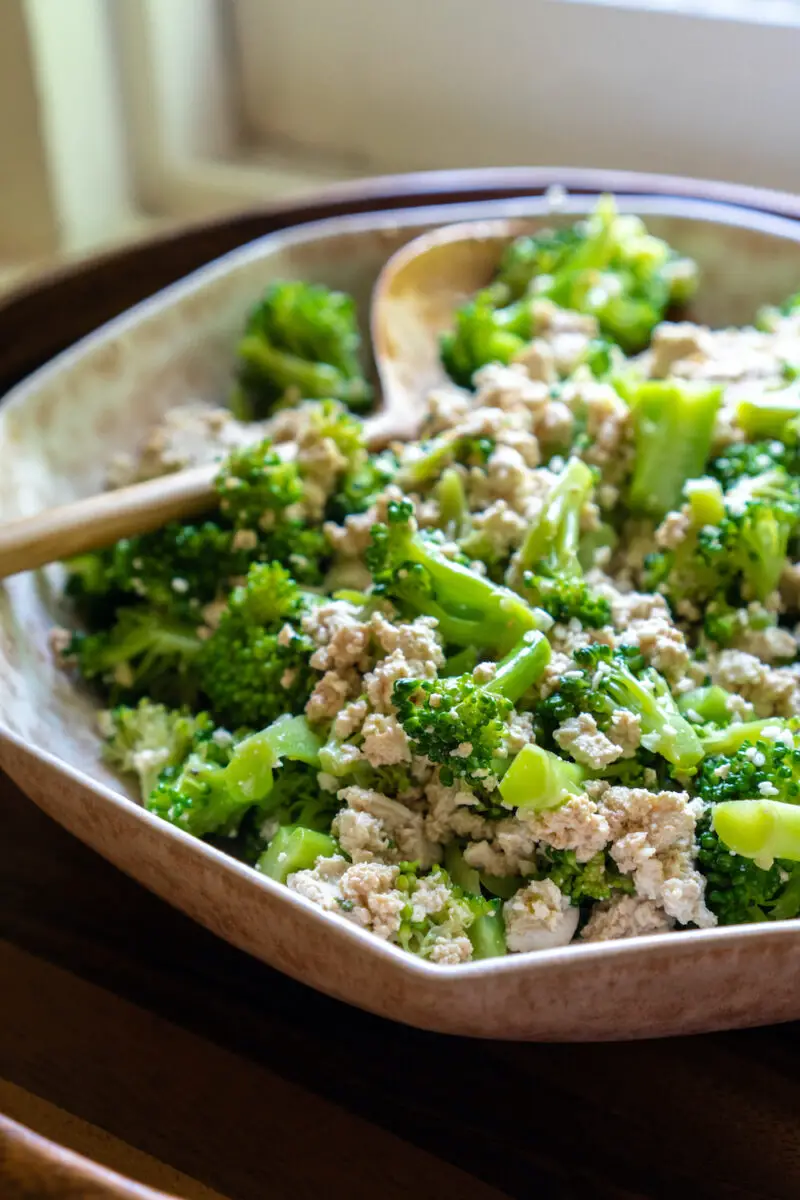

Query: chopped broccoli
[695,727,800,806]
[197,562,318,730]
[366,498,549,654]
[507,456,611,626]
[394,862,504,960]
[712,799,800,868]
[646,466,800,609]
[696,812,800,924]
[538,847,635,905]
[537,643,703,771]
[709,438,799,488]
[327,449,398,520]
[65,519,268,624]
[100,699,217,799]
[148,714,321,838]
[498,743,585,811]
[736,384,800,441]
[257,825,338,883]
[394,631,551,783]
[441,196,698,384]
[67,606,202,707]
[440,291,533,388]
[397,432,494,490]
[626,379,722,518]
[677,685,733,727]
[231,281,373,418]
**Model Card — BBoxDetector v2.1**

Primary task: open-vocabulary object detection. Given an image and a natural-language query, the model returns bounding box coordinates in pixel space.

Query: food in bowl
[52,196,800,965]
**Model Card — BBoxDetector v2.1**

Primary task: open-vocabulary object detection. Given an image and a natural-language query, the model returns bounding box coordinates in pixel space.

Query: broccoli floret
[440,291,533,388]
[99,699,217,799]
[397,432,494,490]
[366,498,549,654]
[695,726,800,805]
[67,606,202,707]
[148,713,321,838]
[709,438,800,487]
[538,643,703,771]
[507,457,611,627]
[66,520,271,624]
[482,196,696,353]
[394,631,551,783]
[197,562,318,730]
[646,467,800,609]
[625,379,722,518]
[214,438,328,584]
[327,449,398,520]
[696,812,800,924]
[231,281,373,418]
[537,847,635,905]
[699,468,800,602]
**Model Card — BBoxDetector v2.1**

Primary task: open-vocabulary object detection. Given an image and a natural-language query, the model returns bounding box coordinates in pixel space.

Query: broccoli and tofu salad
[53,197,800,965]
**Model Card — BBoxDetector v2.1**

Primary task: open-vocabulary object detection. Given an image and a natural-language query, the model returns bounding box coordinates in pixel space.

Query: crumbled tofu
[360,713,412,767]
[337,785,441,868]
[554,712,623,769]
[503,881,579,952]
[581,894,674,941]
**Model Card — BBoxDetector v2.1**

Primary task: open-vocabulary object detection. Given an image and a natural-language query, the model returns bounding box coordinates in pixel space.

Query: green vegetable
[696,812,800,924]
[713,799,800,867]
[100,699,217,799]
[677,685,732,727]
[232,280,373,417]
[366,498,550,654]
[257,826,338,883]
[394,631,551,782]
[627,379,722,518]
[498,744,585,811]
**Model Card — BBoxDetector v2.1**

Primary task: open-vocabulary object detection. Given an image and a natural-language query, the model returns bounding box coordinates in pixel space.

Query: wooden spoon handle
[0,462,218,580]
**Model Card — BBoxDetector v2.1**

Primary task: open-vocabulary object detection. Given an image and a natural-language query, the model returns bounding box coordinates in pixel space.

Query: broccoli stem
[700,719,790,757]
[677,685,733,726]
[599,662,704,770]
[514,457,594,581]
[257,826,337,883]
[485,631,551,704]
[498,744,585,812]
[435,468,469,538]
[736,389,800,440]
[713,799,800,868]
[469,908,508,959]
[444,842,482,894]
[684,477,726,527]
[628,380,723,518]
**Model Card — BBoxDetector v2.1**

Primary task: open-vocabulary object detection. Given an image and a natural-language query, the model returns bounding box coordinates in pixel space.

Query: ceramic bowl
[3,192,800,1041]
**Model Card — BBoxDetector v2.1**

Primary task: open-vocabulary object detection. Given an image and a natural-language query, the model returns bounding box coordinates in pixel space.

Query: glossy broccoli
[99,699,217,799]
[366,498,549,654]
[625,379,722,518]
[394,631,550,783]
[538,643,703,771]
[537,847,635,905]
[231,281,373,418]
[696,811,800,924]
[327,448,398,520]
[507,457,611,627]
[197,562,318,730]
[713,799,800,868]
[67,606,202,707]
[148,713,321,838]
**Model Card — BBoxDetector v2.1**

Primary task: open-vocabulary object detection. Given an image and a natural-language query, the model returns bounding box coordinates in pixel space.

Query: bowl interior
[2,192,800,792]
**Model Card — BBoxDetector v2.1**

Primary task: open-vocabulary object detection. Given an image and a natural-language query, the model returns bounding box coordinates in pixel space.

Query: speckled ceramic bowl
[3,192,800,1041]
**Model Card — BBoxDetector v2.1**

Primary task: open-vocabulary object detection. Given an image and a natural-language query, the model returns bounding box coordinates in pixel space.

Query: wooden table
[4,170,800,1200]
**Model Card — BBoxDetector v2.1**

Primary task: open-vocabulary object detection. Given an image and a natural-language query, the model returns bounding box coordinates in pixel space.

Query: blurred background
[1,0,799,291]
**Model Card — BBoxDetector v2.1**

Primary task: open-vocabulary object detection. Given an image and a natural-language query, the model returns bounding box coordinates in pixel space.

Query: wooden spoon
[0,219,521,580]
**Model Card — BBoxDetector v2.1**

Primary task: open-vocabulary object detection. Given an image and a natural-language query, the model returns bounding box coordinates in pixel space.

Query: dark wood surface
[4,170,800,1200]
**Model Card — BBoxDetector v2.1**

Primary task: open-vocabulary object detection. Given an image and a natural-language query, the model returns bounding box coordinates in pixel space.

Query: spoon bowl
[371,218,529,436]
